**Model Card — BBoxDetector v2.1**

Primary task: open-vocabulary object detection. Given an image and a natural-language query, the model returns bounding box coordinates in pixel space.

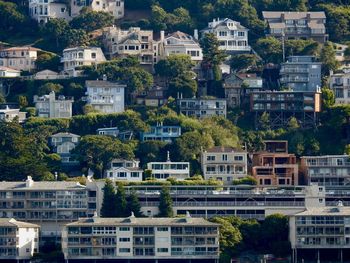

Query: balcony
[280,68,309,74]
[280,77,309,83]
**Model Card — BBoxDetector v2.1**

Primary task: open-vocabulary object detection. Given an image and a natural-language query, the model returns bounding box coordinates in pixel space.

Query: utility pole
[282,29,286,62]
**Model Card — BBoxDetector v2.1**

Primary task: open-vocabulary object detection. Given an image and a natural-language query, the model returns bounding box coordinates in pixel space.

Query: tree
[36,52,60,71]
[101,179,117,217]
[259,112,270,130]
[115,184,128,217]
[158,186,173,217]
[127,189,143,217]
[38,83,63,96]
[167,72,197,98]
[18,95,28,109]
[255,37,282,64]
[70,10,114,32]
[63,29,90,47]
[322,87,335,109]
[320,42,340,75]
[200,33,227,66]
[43,18,70,48]
[155,55,194,80]
[230,54,257,72]
[287,117,300,131]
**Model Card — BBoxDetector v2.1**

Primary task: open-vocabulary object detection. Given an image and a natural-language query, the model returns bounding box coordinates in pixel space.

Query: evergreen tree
[320,42,340,76]
[127,189,143,217]
[100,179,117,217]
[115,184,128,217]
[158,187,173,217]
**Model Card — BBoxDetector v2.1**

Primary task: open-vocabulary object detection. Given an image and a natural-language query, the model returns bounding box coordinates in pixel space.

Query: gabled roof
[202,18,248,31]
[0,66,21,72]
[86,80,126,88]
[1,46,41,52]
[0,218,40,228]
[51,132,80,138]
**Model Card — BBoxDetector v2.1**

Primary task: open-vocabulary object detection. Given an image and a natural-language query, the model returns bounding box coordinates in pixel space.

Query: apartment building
[135,85,168,107]
[0,177,97,239]
[62,213,219,262]
[0,218,39,261]
[140,125,181,143]
[262,11,328,43]
[330,69,350,104]
[251,141,299,186]
[61,47,106,76]
[102,26,155,64]
[201,146,248,184]
[85,79,125,114]
[250,90,321,129]
[280,56,322,92]
[34,91,73,118]
[71,0,124,18]
[161,31,203,62]
[289,202,350,262]
[0,103,26,122]
[300,155,350,186]
[105,159,143,181]
[178,98,227,118]
[50,133,80,165]
[0,46,40,72]
[224,73,263,108]
[0,66,20,77]
[201,18,250,53]
[29,0,70,24]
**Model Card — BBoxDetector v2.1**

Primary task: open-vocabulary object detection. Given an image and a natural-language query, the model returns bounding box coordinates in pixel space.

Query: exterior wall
[140,126,181,142]
[178,98,227,118]
[330,71,350,105]
[29,0,70,24]
[17,227,39,259]
[50,133,80,164]
[0,48,38,72]
[71,0,124,18]
[0,107,26,122]
[147,162,190,180]
[0,68,20,77]
[34,91,73,118]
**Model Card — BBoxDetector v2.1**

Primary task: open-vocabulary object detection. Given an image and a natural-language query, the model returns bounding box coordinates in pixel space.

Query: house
[300,155,350,186]
[201,18,250,53]
[280,56,322,92]
[201,146,248,184]
[160,31,203,62]
[33,69,67,80]
[85,79,125,114]
[102,26,155,65]
[71,0,124,19]
[334,43,350,68]
[0,66,20,77]
[0,103,26,122]
[34,91,73,118]
[289,202,350,263]
[251,141,299,186]
[134,86,168,107]
[250,90,322,129]
[50,133,80,165]
[0,218,39,261]
[330,69,350,104]
[177,98,227,118]
[105,159,143,181]
[262,11,328,43]
[223,73,263,108]
[62,214,220,262]
[97,127,120,137]
[140,124,181,143]
[0,46,40,72]
[61,47,106,76]
[29,0,70,24]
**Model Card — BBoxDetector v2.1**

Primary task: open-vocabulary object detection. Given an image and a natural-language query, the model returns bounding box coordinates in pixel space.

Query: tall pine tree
[158,186,174,217]
[127,189,143,217]
[115,184,128,217]
[100,179,117,217]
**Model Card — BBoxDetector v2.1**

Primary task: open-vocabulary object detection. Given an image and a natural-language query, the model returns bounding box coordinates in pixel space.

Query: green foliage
[158,186,173,217]
[36,52,60,71]
[37,83,63,96]
[255,37,283,64]
[18,95,28,108]
[115,184,128,217]
[321,87,335,109]
[232,176,257,185]
[70,10,114,32]
[230,54,258,72]
[287,117,300,132]
[200,33,227,66]
[320,42,340,75]
[259,112,271,130]
[168,72,197,98]
[127,189,143,217]
[155,54,194,79]
[101,179,117,217]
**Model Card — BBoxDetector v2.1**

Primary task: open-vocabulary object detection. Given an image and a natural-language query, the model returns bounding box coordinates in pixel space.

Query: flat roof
[0,218,40,228]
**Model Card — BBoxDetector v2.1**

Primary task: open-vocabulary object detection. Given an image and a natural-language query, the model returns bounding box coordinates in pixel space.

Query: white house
[71,0,124,19]
[105,159,143,181]
[0,218,39,261]
[330,68,350,104]
[201,18,250,53]
[29,0,70,24]
[0,66,21,77]
[50,133,80,165]
[0,103,26,122]
[0,46,40,72]
[34,91,73,118]
[85,79,125,114]
[61,47,106,76]
[160,31,203,62]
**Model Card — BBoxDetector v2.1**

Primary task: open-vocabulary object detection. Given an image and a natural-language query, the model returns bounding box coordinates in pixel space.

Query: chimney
[102,74,107,81]
[166,151,171,162]
[26,176,34,188]
[194,29,199,40]
[160,31,165,42]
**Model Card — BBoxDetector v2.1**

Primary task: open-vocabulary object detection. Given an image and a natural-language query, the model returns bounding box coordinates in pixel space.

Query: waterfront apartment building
[0,103,26,122]
[201,18,250,53]
[140,125,181,143]
[251,141,299,186]
[300,155,350,186]
[201,146,248,184]
[178,98,227,118]
[50,133,80,165]
[250,90,321,129]
[34,91,73,118]
[289,202,350,262]
[85,79,125,114]
[280,56,322,92]
[330,69,350,105]
[105,159,143,181]
[262,11,328,43]
[0,46,40,72]
[71,0,124,18]
[29,0,70,24]
[62,213,220,262]
[0,218,39,261]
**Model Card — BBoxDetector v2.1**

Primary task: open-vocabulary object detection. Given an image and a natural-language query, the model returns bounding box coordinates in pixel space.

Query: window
[119,248,130,253]
[207,156,215,161]
[119,227,130,231]
[91,53,96,59]
[157,227,168,231]
[119,237,130,242]
[234,156,243,161]
[157,248,168,253]
[219,31,227,37]
[222,154,228,161]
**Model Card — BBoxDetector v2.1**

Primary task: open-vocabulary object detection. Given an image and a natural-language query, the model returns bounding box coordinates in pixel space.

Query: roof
[0,66,20,72]
[0,218,40,228]
[86,80,126,88]
[51,132,80,138]
[1,46,41,52]
[300,155,349,159]
[294,204,350,216]
[63,46,102,52]
[166,31,197,42]
[97,127,119,131]
[66,216,219,227]
[0,181,86,191]
[202,18,247,31]
[205,146,246,153]
[262,11,326,20]
[35,69,59,75]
